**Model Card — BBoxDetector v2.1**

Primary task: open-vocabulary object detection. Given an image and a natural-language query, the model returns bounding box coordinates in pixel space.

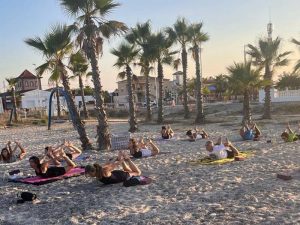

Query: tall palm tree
[189,22,209,124]
[6,78,18,122]
[292,38,300,72]
[126,21,153,121]
[166,18,191,119]
[247,37,291,119]
[60,0,127,150]
[69,51,89,119]
[227,61,266,123]
[111,43,139,132]
[25,24,92,150]
[146,32,176,123]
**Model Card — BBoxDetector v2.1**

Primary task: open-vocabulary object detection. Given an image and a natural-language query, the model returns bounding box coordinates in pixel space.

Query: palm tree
[214,74,229,100]
[292,38,300,72]
[189,22,209,124]
[166,18,191,119]
[60,0,127,150]
[227,61,265,123]
[126,21,153,121]
[276,73,300,90]
[69,51,89,119]
[48,72,62,119]
[25,24,92,150]
[6,78,18,122]
[247,37,291,119]
[146,32,176,123]
[111,43,139,132]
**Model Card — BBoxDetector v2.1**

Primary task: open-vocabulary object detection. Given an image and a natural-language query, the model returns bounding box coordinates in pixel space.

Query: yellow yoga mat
[189,151,253,166]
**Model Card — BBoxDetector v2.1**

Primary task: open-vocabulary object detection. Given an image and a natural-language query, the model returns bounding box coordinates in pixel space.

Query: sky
[1,0,300,92]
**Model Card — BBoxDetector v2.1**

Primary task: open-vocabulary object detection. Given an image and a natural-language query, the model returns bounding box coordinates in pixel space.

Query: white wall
[259,88,300,103]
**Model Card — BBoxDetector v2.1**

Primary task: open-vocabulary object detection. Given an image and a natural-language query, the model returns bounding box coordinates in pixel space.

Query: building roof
[17,70,37,79]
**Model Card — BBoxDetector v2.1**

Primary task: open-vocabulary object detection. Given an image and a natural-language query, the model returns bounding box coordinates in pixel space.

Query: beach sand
[0,120,299,225]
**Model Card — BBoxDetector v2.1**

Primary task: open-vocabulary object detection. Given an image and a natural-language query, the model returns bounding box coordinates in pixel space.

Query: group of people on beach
[1,121,299,186]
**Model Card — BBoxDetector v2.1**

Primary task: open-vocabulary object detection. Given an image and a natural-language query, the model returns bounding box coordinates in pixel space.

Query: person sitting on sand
[85,151,141,185]
[161,125,174,139]
[0,141,26,163]
[29,150,76,178]
[281,123,300,142]
[240,122,261,141]
[186,128,209,142]
[129,138,160,158]
[41,141,82,166]
[205,137,240,160]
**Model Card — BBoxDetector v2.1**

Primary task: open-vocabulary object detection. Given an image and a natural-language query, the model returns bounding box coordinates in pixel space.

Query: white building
[21,89,94,116]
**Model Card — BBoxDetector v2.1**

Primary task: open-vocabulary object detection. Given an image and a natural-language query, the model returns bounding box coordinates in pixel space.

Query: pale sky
[1,0,300,92]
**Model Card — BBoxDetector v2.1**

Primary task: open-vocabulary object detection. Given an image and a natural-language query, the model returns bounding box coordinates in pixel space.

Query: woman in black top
[29,150,76,178]
[85,151,141,185]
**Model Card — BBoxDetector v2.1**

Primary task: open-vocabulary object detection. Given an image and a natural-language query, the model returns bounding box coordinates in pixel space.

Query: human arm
[216,137,222,145]
[14,141,26,160]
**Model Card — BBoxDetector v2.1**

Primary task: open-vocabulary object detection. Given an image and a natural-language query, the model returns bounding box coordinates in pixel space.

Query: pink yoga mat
[17,167,85,185]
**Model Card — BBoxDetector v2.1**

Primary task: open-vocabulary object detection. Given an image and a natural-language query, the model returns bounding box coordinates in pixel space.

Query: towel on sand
[189,151,253,165]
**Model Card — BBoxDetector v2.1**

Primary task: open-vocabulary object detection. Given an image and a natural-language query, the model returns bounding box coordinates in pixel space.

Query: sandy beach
[0,119,299,225]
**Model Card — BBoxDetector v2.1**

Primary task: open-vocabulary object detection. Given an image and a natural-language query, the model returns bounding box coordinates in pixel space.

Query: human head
[85,164,102,179]
[128,138,138,151]
[281,132,289,141]
[44,146,51,154]
[186,130,193,139]
[205,141,214,152]
[162,126,166,130]
[29,156,41,169]
[1,148,10,161]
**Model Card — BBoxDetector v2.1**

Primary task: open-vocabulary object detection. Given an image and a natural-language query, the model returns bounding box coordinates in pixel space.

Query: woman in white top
[205,137,240,159]
[129,138,160,158]
[186,128,209,142]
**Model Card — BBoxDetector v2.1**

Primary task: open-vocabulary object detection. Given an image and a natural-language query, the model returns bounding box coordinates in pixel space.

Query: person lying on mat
[186,128,209,142]
[161,125,174,139]
[129,138,160,158]
[240,121,261,141]
[0,141,26,163]
[29,150,76,178]
[281,123,300,142]
[205,137,240,160]
[41,141,82,165]
[85,151,141,185]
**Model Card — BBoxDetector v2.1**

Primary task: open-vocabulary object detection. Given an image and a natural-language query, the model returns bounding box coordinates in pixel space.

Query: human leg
[123,152,141,176]
[148,140,160,155]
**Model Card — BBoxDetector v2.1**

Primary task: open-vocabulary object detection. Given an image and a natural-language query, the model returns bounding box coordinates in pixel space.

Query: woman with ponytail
[85,151,141,185]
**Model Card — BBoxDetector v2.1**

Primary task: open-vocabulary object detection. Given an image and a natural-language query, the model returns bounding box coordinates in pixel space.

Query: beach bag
[123,176,152,187]
[17,192,37,204]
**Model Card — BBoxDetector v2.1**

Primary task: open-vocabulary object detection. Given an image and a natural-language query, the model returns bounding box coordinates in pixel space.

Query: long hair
[129,138,138,154]
[1,148,11,162]
[29,156,41,168]
[85,164,103,179]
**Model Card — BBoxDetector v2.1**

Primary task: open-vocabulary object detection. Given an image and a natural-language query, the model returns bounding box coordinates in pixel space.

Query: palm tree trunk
[157,62,164,123]
[12,88,18,122]
[56,82,61,118]
[263,65,272,119]
[85,40,111,150]
[194,45,205,124]
[145,63,152,121]
[79,76,89,119]
[59,64,92,150]
[182,46,190,119]
[243,90,251,123]
[126,65,138,132]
